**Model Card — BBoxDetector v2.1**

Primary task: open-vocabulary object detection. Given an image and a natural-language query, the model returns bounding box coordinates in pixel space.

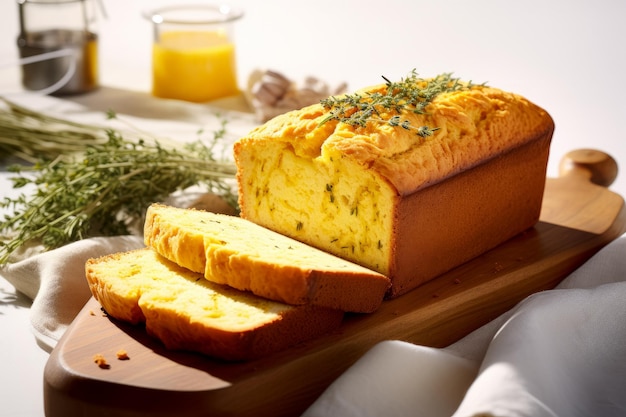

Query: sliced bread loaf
[234,78,554,297]
[143,203,391,313]
[85,248,344,361]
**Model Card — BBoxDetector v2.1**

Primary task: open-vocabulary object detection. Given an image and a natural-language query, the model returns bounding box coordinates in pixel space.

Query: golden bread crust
[238,84,553,194]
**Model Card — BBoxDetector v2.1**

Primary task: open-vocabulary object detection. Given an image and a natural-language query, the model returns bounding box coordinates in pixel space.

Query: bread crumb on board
[116,349,130,360]
[93,354,110,369]
[93,350,130,369]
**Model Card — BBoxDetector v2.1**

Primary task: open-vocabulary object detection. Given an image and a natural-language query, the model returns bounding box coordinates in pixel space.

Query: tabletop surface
[1,1,626,416]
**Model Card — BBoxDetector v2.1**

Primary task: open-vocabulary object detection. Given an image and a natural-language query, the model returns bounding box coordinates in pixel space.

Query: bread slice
[86,248,344,361]
[143,203,391,313]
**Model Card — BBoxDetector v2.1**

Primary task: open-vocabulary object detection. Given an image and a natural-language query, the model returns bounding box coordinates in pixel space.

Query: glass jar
[16,0,99,95]
[144,4,244,103]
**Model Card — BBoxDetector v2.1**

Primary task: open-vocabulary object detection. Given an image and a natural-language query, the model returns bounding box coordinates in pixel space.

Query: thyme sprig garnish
[0,103,238,264]
[318,70,480,137]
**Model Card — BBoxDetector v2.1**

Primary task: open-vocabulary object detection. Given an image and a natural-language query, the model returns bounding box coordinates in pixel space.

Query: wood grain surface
[44,150,626,417]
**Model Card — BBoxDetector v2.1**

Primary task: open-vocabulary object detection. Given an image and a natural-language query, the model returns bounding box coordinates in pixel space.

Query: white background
[0,1,625,416]
[1,0,625,195]
[1,0,625,197]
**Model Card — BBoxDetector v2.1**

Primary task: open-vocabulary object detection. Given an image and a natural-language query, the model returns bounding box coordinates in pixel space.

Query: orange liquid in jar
[152,30,239,102]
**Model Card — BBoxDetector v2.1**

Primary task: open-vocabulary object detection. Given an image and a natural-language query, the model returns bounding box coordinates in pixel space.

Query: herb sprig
[319,70,480,137]
[0,104,238,264]
[0,98,111,163]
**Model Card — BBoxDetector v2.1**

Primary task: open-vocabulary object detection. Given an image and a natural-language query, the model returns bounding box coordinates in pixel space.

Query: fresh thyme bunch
[0,98,110,163]
[319,70,480,137]
[0,106,238,264]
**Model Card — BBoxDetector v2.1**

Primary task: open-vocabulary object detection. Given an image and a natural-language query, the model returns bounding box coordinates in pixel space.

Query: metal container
[16,0,99,95]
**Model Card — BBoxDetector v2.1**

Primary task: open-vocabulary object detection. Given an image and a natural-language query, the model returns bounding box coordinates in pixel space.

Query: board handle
[559,149,618,187]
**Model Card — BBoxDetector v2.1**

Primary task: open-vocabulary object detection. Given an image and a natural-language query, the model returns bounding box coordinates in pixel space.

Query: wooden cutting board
[44,150,626,417]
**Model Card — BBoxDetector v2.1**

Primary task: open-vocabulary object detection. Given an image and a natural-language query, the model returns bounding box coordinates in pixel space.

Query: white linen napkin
[452,281,626,417]
[302,340,479,417]
[303,233,626,417]
[0,236,144,351]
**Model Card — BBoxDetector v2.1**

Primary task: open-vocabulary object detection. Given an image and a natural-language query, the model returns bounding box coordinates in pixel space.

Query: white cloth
[302,341,479,417]
[303,233,626,417]
[0,236,144,351]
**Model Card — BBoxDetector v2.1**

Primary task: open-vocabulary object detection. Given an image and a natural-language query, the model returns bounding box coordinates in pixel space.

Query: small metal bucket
[16,0,99,95]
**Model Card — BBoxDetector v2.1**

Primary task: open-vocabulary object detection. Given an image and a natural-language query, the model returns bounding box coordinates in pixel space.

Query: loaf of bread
[234,74,555,297]
[143,203,391,313]
[85,248,344,361]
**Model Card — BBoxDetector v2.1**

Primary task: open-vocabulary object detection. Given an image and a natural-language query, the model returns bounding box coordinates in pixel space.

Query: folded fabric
[0,236,144,351]
[301,341,478,417]
[453,280,626,417]
[303,233,626,417]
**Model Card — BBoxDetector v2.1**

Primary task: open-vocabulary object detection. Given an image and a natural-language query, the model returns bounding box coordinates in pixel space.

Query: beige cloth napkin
[303,233,626,417]
[0,236,144,351]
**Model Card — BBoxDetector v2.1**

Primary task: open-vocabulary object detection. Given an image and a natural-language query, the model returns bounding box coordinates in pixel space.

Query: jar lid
[143,4,244,25]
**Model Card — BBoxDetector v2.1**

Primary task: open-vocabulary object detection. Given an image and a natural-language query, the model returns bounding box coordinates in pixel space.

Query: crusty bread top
[236,82,554,194]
